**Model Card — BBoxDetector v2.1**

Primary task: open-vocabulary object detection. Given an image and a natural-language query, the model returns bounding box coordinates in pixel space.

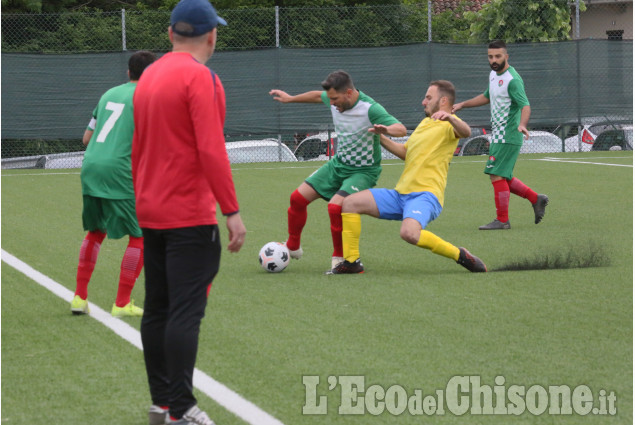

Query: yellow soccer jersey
[394,116,461,206]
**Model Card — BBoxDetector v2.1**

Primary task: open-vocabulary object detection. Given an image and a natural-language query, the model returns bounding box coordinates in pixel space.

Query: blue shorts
[369,189,442,229]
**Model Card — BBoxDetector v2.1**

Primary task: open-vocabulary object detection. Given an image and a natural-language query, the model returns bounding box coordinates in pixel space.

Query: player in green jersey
[270,70,407,272]
[71,50,156,317]
[453,40,548,230]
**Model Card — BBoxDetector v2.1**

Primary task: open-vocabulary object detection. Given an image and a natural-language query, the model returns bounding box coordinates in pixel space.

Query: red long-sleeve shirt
[132,52,239,229]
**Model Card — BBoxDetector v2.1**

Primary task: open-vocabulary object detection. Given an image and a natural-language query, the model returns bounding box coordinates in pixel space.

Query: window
[606,30,624,41]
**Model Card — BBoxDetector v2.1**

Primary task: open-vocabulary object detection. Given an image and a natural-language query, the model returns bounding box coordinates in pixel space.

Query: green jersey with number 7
[81,81,137,200]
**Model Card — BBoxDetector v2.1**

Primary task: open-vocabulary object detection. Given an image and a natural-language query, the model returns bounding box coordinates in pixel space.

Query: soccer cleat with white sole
[111,300,144,317]
[70,295,89,315]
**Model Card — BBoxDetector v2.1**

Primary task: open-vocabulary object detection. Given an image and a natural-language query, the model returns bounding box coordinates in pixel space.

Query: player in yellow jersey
[330,80,487,274]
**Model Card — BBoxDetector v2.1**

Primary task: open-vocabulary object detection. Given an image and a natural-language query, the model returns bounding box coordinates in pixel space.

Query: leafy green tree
[467,0,585,43]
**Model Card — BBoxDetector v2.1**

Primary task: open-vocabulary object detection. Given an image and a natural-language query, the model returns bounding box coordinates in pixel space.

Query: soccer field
[1,152,632,425]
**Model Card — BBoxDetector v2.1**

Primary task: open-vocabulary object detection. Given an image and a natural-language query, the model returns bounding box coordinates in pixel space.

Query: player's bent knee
[399,227,420,245]
[341,192,366,214]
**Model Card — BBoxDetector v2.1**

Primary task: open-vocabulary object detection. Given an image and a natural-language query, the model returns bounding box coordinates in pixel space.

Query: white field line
[2,155,632,177]
[535,157,633,167]
[0,249,285,425]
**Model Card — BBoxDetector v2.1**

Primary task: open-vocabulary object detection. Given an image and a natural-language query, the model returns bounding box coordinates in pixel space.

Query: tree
[467,0,585,43]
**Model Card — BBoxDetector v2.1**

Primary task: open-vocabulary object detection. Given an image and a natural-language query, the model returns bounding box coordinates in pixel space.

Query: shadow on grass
[492,244,611,272]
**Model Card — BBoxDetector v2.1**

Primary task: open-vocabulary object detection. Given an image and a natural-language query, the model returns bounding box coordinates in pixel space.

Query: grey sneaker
[532,194,549,224]
[479,219,511,230]
[170,405,215,425]
[149,405,169,425]
[456,248,487,273]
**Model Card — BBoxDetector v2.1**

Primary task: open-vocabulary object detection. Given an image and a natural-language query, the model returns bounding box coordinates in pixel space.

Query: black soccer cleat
[328,259,365,274]
[457,247,487,273]
[532,194,549,224]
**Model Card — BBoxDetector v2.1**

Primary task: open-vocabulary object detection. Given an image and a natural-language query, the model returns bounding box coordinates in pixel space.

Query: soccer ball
[258,242,290,273]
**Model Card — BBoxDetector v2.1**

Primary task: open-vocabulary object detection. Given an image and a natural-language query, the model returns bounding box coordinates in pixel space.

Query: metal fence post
[575,0,580,40]
[427,0,432,42]
[275,6,280,48]
[275,6,281,147]
[121,9,127,51]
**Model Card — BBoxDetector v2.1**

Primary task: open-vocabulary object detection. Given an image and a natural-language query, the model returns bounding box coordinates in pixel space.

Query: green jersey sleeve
[508,79,530,108]
[484,86,490,99]
[368,103,400,126]
[320,91,329,106]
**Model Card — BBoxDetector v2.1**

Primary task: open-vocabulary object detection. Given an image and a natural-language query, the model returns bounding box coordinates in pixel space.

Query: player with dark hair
[132,0,246,424]
[269,70,407,272]
[71,50,156,317]
[453,40,548,230]
[331,80,487,274]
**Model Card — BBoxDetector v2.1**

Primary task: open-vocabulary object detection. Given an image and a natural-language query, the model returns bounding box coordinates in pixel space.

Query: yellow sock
[341,213,361,263]
[416,230,460,261]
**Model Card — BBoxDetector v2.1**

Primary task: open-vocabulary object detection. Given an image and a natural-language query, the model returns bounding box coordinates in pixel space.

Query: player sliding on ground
[270,70,407,272]
[330,80,487,274]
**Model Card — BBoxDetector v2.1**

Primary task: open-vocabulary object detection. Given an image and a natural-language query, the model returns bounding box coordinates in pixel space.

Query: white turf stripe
[1,249,285,425]
[537,157,633,167]
[2,155,631,176]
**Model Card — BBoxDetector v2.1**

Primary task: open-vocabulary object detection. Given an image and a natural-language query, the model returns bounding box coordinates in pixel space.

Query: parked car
[293,131,411,161]
[456,135,490,156]
[520,131,565,153]
[456,131,565,156]
[454,127,489,156]
[294,132,336,161]
[590,126,633,151]
[555,116,631,152]
[226,139,297,163]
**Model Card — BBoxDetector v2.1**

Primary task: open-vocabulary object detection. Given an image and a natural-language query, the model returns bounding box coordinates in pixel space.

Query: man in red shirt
[132,0,246,424]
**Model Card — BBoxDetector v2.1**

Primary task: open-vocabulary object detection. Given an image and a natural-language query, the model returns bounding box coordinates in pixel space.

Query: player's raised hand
[269,89,291,103]
[369,124,390,134]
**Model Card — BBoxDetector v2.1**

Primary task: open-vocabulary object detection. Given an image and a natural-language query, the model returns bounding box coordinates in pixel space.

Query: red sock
[507,177,538,204]
[207,282,213,297]
[492,179,510,223]
[327,203,343,257]
[75,230,106,300]
[287,189,310,251]
[115,236,144,307]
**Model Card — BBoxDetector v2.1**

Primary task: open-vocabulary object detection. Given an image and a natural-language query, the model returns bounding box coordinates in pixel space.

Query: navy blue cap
[171,0,227,37]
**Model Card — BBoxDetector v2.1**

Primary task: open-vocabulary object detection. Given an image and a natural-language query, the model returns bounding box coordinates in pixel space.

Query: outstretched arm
[378,133,406,160]
[269,89,323,104]
[369,123,407,138]
[452,94,489,113]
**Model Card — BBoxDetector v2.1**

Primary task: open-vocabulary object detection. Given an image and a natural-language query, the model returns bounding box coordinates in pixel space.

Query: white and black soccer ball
[258,242,290,273]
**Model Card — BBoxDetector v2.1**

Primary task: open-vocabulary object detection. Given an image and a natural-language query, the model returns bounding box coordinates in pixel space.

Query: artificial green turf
[2,152,632,424]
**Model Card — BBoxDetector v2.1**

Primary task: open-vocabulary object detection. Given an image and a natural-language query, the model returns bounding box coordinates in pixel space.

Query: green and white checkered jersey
[321,90,401,167]
[483,66,530,146]
[81,82,137,200]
